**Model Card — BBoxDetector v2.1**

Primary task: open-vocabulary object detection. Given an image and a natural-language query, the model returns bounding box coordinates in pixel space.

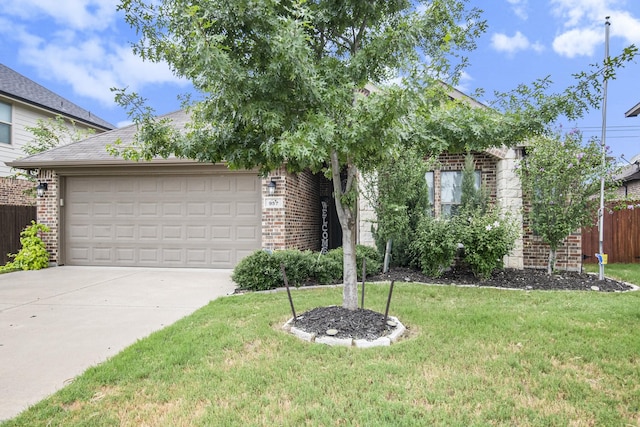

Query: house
[0,63,115,203]
[8,99,584,271]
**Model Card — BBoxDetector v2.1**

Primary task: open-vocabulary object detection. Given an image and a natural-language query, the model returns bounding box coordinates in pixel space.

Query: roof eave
[0,91,115,131]
[6,158,214,170]
[625,102,640,118]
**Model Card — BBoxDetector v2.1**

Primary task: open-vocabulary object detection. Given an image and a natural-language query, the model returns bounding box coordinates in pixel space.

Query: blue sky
[1,0,639,159]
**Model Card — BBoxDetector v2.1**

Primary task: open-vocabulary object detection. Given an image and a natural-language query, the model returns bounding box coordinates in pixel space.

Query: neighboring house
[1,64,115,264]
[8,96,584,271]
[0,63,114,180]
[614,154,640,199]
[625,101,640,118]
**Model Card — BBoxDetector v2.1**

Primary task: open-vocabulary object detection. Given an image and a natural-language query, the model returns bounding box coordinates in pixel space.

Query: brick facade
[520,191,582,272]
[262,168,322,252]
[36,170,59,263]
[0,177,36,206]
[616,180,640,199]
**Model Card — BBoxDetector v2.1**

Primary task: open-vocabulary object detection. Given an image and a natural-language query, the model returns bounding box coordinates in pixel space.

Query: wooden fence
[582,202,640,264]
[0,205,37,265]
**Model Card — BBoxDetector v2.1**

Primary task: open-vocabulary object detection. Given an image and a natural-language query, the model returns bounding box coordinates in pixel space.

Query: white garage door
[64,173,261,268]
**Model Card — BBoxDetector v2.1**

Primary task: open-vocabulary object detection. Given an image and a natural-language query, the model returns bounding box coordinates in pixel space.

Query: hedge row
[232,245,381,291]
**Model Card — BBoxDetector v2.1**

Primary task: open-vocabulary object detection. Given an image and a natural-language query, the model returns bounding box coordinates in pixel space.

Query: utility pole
[598,16,610,281]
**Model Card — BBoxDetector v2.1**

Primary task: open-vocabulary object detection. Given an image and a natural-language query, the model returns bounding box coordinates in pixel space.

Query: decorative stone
[354,337,391,348]
[387,317,406,343]
[316,335,353,347]
[591,285,600,291]
[283,313,407,348]
[290,326,316,342]
[326,329,339,336]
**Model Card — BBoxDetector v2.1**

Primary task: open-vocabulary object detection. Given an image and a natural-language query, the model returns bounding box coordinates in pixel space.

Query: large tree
[115,0,633,309]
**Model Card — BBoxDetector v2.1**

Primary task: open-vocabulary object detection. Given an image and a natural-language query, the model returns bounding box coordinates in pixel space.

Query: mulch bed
[367,266,634,292]
[291,267,635,342]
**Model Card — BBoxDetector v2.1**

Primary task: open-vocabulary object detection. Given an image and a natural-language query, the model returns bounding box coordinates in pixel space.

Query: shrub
[312,251,342,285]
[456,209,518,279]
[271,250,316,286]
[231,250,282,291]
[321,246,382,280]
[1,221,50,272]
[231,245,382,291]
[409,216,457,277]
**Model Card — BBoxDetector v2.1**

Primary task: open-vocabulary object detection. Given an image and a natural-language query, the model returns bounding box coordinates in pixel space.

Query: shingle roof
[625,102,640,118]
[8,110,190,169]
[0,63,115,130]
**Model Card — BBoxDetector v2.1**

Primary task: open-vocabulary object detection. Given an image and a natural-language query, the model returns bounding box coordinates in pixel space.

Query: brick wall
[262,168,321,252]
[521,198,582,272]
[36,170,59,264]
[285,169,321,250]
[0,177,36,206]
[616,180,640,199]
[262,169,287,251]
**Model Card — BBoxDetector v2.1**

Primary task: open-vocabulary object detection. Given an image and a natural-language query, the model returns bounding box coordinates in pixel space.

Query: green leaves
[1,221,50,272]
[516,130,619,272]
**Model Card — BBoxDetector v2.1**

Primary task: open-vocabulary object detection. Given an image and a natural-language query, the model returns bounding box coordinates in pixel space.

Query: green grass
[3,283,640,426]
[584,262,640,285]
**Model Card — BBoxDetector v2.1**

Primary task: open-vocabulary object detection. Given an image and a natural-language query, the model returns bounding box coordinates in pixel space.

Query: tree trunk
[330,150,359,310]
[341,220,359,310]
[547,248,557,275]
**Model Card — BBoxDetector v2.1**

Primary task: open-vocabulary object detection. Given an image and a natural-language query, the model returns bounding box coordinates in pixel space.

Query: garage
[62,172,262,268]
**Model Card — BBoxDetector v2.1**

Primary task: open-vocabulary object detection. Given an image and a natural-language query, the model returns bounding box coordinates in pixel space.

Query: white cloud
[455,71,473,94]
[491,31,544,55]
[550,0,640,57]
[3,0,120,31]
[18,34,187,106]
[507,0,529,20]
[0,1,188,107]
[552,27,602,57]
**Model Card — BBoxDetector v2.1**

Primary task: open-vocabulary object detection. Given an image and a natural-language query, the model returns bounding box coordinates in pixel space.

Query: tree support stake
[281,263,297,321]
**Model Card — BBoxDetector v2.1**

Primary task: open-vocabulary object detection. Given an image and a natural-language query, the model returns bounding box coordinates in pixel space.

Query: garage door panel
[212,202,231,216]
[65,174,261,268]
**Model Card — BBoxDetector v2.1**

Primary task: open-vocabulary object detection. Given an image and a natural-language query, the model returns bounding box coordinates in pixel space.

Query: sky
[0,0,639,160]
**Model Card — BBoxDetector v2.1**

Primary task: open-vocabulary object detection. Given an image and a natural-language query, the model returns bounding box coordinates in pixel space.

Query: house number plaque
[264,197,284,209]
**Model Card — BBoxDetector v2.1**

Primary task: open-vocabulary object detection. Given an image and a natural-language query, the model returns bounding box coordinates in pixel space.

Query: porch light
[36,182,48,198]
[268,180,276,196]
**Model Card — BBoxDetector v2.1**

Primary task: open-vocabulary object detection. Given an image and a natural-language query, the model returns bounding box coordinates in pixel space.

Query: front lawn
[583,263,640,286]
[4,283,640,426]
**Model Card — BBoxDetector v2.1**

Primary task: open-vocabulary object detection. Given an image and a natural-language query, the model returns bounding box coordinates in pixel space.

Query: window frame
[440,170,481,216]
[0,101,12,145]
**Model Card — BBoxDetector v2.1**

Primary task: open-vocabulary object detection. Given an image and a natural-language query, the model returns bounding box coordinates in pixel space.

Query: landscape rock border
[283,315,406,348]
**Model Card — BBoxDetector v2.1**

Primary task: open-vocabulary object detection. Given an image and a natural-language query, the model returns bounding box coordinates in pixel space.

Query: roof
[615,156,640,183]
[625,102,640,118]
[8,110,191,169]
[0,63,115,130]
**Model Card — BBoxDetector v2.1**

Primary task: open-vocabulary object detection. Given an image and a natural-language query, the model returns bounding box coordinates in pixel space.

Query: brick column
[261,171,286,251]
[36,170,59,264]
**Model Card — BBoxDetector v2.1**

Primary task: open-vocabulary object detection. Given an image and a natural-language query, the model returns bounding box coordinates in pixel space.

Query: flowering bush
[409,216,458,277]
[456,210,518,279]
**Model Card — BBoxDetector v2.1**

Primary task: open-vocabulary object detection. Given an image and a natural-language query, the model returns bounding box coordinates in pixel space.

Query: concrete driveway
[0,266,236,421]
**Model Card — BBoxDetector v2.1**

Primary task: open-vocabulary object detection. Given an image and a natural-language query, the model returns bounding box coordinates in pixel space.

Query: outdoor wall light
[268,180,276,196]
[36,182,48,198]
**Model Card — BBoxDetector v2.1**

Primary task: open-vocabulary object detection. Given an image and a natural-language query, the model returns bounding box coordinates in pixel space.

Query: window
[424,171,435,216]
[440,170,480,216]
[0,101,11,144]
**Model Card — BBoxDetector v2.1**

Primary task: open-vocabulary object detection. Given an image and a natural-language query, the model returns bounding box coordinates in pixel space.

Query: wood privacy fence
[582,202,640,264]
[0,205,37,265]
